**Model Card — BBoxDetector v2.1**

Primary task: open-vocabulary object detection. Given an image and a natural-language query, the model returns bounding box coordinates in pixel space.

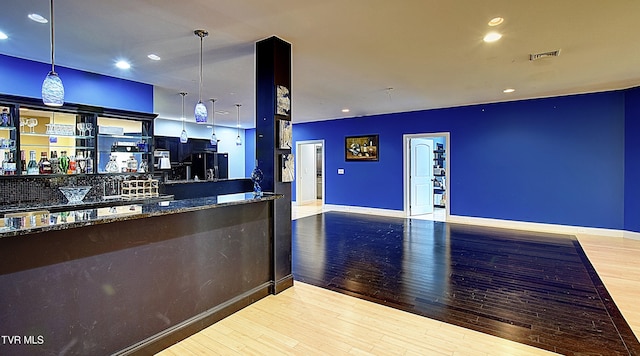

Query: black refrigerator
[190,152,228,180]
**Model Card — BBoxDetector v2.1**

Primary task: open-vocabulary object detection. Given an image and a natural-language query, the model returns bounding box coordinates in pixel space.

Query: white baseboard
[295,202,636,239]
[623,230,640,240]
[323,204,406,218]
[447,215,624,238]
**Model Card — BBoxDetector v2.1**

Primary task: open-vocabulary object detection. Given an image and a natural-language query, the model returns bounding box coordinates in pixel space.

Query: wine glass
[27,118,38,133]
[19,118,26,133]
[77,122,85,136]
[85,122,93,136]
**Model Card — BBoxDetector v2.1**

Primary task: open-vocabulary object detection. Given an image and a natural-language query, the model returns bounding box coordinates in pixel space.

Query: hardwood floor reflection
[292,212,640,355]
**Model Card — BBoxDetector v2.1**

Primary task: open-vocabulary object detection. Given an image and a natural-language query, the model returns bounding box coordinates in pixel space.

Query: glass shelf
[20,144,95,150]
[98,134,151,140]
[20,132,94,140]
[0,126,16,132]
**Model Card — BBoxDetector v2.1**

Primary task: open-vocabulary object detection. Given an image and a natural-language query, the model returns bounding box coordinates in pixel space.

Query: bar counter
[0,192,279,238]
[0,192,287,356]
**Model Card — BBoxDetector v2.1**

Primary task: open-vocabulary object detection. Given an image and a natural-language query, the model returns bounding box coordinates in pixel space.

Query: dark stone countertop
[0,192,282,238]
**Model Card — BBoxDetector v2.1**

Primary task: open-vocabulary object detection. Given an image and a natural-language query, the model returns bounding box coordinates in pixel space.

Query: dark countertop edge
[162,178,249,185]
[0,193,282,239]
[0,195,175,215]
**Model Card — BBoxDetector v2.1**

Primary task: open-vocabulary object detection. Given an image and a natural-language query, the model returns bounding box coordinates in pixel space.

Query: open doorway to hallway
[403,133,450,221]
[295,140,324,219]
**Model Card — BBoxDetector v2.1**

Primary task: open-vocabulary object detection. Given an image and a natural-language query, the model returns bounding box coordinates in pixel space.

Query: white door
[410,138,434,215]
[298,143,317,203]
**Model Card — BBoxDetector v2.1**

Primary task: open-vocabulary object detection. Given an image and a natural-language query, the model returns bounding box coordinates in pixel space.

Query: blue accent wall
[0,54,153,113]
[293,91,626,230]
[245,128,256,177]
[624,87,640,233]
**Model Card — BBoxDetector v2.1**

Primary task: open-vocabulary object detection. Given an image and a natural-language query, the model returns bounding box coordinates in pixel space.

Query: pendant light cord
[199,36,203,102]
[210,99,216,132]
[181,92,186,130]
[49,0,56,73]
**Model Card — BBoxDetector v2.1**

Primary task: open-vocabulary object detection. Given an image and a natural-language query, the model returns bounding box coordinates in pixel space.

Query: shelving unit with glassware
[0,95,156,177]
[96,116,152,174]
[0,105,18,175]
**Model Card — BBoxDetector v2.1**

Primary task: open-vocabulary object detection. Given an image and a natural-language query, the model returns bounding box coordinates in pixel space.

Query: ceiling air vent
[529,49,561,61]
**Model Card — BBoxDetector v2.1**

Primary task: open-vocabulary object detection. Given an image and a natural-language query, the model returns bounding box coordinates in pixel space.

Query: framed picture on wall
[281,153,295,182]
[278,119,292,149]
[345,135,379,161]
[276,85,291,116]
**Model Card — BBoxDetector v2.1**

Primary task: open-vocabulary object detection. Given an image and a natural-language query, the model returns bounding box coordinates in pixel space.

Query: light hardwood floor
[157,207,640,355]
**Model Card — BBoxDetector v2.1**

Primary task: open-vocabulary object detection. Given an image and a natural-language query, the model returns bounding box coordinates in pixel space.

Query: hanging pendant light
[194,30,209,124]
[209,98,218,147]
[235,104,242,146]
[180,92,188,143]
[42,0,64,107]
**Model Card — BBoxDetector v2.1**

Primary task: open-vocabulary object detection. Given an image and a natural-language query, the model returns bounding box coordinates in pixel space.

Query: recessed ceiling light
[28,13,48,24]
[0,31,7,40]
[215,110,229,115]
[503,88,515,93]
[483,32,502,43]
[488,17,504,26]
[147,54,161,61]
[342,108,350,113]
[115,60,131,69]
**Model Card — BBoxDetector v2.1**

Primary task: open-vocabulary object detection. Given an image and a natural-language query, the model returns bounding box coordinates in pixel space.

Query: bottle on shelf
[127,156,138,173]
[20,150,26,175]
[85,152,93,174]
[138,157,148,173]
[1,152,6,175]
[7,152,16,175]
[105,155,119,173]
[76,152,85,174]
[38,152,52,174]
[27,150,38,175]
[58,151,69,174]
[50,151,59,174]
[68,155,76,175]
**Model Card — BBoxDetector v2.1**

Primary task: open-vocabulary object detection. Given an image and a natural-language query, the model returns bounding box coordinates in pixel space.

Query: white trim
[323,204,405,218]
[311,204,639,240]
[623,230,640,240]
[403,132,451,221]
[295,140,325,207]
[448,215,624,238]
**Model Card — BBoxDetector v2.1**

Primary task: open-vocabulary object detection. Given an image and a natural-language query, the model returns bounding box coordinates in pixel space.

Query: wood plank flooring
[291,213,639,355]
[158,211,640,355]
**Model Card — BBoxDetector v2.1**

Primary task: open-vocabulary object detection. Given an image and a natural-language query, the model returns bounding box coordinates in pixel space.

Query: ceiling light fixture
[194,29,209,124]
[179,92,188,144]
[28,13,48,24]
[41,0,64,107]
[147,54,161,61]
[488,17,504,26]
[115,60,131,69]
[503,88,515,93]
[0,32,7,40]
[483,32,502,43]
[235,104,242,146]
[209,98,217,147]
[342,108,350,113]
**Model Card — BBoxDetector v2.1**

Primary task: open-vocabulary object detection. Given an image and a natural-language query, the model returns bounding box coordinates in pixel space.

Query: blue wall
[0,54,153,113]
[293,91,626,230]
[624,87,640,233]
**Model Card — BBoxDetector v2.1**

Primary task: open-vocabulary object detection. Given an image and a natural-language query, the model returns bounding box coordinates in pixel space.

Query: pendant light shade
[42,0,64,107]
[180,92,188,144]
[235,104,242,146]
[194,30,209,124]
[210,98,218,147]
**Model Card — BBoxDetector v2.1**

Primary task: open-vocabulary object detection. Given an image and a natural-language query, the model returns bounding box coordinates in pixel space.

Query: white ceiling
[1,0,639,129]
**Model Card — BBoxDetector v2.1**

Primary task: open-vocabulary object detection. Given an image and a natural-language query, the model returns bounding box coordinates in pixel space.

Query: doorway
[403,133,449,221]
[296,140,324,207]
